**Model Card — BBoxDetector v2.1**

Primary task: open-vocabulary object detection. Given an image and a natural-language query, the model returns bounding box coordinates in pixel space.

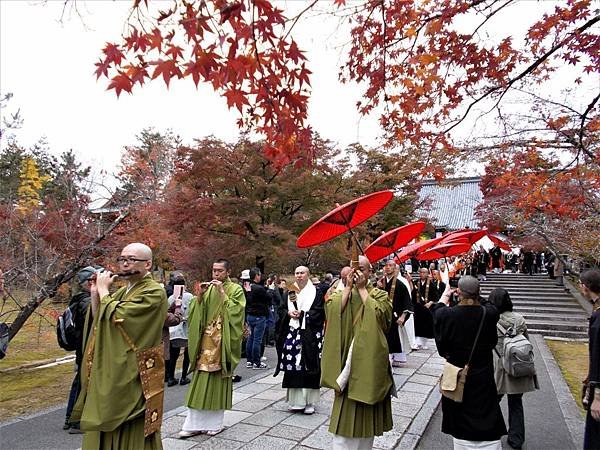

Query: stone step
[525,320,588,332]
[529,329,588,340]
[519,312,588,322]
[515,306,588,314]
[512,300,582,308]
[481,291,572,299]
[484,297,575,304]
[480,284,568,290]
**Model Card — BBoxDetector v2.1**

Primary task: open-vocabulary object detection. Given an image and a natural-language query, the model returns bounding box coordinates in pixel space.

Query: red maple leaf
[106,73,132,97]
[224,89,249,112]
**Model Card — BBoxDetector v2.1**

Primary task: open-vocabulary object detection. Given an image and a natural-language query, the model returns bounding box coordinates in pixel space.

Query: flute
[89,270,142,280]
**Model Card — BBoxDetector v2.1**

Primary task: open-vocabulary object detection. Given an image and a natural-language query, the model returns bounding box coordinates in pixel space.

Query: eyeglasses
[116,257,149,264]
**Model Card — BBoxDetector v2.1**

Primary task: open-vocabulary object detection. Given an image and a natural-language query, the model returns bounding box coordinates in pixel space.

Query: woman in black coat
[431,276,507,449]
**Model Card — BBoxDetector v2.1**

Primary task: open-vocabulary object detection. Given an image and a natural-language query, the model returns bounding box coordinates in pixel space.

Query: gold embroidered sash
[115,319,164,437]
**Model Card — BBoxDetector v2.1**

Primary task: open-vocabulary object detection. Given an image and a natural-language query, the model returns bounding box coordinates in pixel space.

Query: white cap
[240,269,250,280]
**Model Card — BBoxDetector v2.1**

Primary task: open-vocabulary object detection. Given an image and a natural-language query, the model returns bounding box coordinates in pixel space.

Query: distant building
[416,177,483,235]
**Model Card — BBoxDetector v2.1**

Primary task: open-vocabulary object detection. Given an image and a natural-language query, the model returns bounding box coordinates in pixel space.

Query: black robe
[274,287,325,389]
[585,309,600,449]
[490,246,502,269]
[412,279,444,339]
[383,276,413,353]
[476,250,490,275]
[431,302,507,441]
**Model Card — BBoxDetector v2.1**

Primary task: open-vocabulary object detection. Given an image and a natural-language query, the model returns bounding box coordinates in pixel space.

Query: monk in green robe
[178,258,246,438]
[321,255,394,450]
[71,242,168,450]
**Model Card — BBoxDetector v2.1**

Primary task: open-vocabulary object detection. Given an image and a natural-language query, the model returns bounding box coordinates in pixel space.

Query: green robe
[321,282,394,438]
[185,278,246,410]
[71,274,167,450]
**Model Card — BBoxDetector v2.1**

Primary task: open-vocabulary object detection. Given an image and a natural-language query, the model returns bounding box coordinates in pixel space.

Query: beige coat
[493,311,539,395]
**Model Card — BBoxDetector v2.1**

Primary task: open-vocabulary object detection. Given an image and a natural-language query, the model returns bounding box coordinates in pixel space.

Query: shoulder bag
[440,305,487,403]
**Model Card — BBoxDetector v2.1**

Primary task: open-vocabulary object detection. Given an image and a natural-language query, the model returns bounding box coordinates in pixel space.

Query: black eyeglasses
[116,257,149,264]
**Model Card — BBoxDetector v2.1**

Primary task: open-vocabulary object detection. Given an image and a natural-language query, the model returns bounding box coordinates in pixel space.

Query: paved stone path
[159,342,444,450]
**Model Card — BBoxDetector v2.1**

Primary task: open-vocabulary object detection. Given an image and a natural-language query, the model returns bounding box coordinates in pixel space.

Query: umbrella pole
[337,208,365,255]
[348,227,365,254]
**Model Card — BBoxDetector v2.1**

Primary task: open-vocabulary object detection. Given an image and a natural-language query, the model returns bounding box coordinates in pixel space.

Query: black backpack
[56,304,78,351]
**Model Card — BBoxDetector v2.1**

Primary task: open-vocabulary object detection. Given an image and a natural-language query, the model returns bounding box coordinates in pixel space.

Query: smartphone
[449,277,459,288]
[173,285,184,300]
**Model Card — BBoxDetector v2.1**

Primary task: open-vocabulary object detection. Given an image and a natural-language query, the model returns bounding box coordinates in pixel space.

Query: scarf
[288,281,317,330]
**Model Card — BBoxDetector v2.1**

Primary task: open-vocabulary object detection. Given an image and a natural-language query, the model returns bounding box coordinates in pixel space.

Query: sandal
[178,430,205,439]
[206,428,224,436]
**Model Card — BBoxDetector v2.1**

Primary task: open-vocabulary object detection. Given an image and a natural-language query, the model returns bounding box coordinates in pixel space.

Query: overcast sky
[1,1,384,175]
[0,0,586,186]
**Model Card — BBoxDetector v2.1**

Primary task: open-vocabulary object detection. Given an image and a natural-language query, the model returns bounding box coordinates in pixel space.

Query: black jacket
[245,282,270,317]
[68,291,91,366]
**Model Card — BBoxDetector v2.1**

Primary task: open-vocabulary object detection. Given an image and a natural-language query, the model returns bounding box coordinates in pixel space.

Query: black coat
[490,246,502,268]
[274,287,325,388]
[245,282,270,317]
[384,277,413,353]
[412,279,444,338]
[585,310,600,449]
[68,291,91,366]
[431,302,507,441]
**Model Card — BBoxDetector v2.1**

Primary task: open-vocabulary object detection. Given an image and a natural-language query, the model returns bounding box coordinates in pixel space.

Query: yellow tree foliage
[17,157,49,213]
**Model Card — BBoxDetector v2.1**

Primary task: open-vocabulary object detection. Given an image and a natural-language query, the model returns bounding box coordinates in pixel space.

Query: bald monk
[71,243,168,450]
[275,265,325,415]
[321,255,394,449]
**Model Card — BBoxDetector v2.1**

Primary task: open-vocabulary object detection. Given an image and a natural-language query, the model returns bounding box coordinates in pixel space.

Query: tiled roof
[416,177,483,230]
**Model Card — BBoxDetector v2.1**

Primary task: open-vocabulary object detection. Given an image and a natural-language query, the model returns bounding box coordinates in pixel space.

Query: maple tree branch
[283,0,319,42]
[444,13,600,135]
[469,0,514,39]
[578,91,600,160]
[7,210,130,342]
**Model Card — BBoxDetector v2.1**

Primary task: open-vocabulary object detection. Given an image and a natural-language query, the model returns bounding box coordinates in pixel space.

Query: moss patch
[546,339,588,414]
[0,363,73,420]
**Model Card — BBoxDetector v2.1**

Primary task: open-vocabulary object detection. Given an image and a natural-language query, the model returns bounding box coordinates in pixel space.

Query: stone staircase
[480,273,589,340]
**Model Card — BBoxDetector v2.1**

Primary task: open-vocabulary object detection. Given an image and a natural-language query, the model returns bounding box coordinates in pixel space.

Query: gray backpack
[497,323,536,377]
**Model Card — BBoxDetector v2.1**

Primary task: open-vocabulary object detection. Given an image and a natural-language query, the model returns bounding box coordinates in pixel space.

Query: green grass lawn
[0,299,75,420]
[546,339,588,415]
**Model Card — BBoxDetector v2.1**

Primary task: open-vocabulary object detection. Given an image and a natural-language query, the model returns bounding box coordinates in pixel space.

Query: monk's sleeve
[186,296,202,368]
[364,287,393,332]
[222,284,246,375]
[320,291,343,390]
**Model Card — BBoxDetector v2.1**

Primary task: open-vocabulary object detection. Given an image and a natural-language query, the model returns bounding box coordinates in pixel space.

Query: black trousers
[166,345,190,381]
[499,393,524,447]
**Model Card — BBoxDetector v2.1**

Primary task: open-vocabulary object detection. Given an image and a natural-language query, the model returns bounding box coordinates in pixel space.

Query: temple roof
[416,177,483,231]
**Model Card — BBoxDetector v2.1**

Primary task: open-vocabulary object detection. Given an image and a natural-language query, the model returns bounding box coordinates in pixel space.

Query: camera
[449,277,459,288]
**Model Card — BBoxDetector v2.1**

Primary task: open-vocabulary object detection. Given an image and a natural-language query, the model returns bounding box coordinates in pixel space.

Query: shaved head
[122,242,153,260]
[294,265,310,289]
[340,266,352,279]
[295,266,310,275]
[119,242,153,282]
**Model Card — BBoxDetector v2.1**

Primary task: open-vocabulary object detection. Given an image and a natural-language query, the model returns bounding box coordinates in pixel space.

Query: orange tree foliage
[112,133,420,278]
[477,149,600,269]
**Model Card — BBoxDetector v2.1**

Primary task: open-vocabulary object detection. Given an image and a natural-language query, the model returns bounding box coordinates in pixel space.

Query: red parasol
[488,233,512,251]
[364,221,427,263]
[296,190,394,249]
[441,229,487,245]
[417,242,473,261]
[438,236,470,246]
[394,236,443,263]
